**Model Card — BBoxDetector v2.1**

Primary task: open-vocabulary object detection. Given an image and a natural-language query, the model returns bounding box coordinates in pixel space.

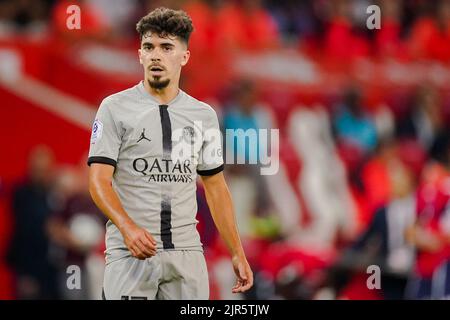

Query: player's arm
[89,163,157,259]
[200,172,253,293]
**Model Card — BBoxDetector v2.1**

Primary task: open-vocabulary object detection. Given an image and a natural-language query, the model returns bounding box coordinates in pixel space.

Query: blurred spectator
[185,0,282,60]
[408,0,450,62]
[90,0,139,37]
[0,0,52,35]
[6,145,60,299]
[224,80,273,164]
[357,139,398,225]
[323,0,370,60]
[396,85,444,152]
[333,87,378,154]
[216,0,280,52]
[223,79,274,237]
[327,139,417,300]
[375,0,406,59]
[183,0,219,53]
[265,0,319,44]
[288,104,358,250]
[47,157,106,300]
[405,130,450,299]
[181,0,231,99]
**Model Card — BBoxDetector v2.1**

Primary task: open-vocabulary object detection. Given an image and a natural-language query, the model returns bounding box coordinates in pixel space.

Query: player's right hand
[231,254,254,294]
[121,221,157,259]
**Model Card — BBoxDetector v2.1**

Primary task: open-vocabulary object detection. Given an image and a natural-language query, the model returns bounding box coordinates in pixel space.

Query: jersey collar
[136,80,184,106]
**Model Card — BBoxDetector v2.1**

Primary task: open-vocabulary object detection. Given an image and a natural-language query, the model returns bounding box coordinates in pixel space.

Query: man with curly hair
[87,7,253,300]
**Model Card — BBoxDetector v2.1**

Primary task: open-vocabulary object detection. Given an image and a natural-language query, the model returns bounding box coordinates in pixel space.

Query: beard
[148,77,170,90]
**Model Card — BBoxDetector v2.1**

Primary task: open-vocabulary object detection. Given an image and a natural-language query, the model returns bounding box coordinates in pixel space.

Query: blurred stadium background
[0,0,450,300]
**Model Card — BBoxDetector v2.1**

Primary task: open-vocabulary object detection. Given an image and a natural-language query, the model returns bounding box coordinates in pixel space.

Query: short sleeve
[87,98,122,168]
[197,109,224,176]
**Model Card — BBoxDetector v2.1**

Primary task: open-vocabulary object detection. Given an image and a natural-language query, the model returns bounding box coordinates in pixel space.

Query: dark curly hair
[136,7,194,44]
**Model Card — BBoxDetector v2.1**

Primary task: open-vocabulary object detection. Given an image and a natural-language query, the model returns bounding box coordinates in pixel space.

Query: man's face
[138,32,190,90]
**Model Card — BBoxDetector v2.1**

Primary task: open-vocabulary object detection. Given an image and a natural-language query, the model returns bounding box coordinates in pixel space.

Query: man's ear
[181,50,190,67]
[138,49,143,65]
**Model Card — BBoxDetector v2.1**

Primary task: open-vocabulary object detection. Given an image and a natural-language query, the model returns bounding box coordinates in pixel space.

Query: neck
[144,79,179,105]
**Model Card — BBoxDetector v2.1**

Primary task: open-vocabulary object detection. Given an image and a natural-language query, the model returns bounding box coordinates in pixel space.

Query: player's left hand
[231,255,253,293]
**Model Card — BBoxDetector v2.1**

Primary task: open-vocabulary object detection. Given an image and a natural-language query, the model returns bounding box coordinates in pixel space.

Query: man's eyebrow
[160,42,175,47]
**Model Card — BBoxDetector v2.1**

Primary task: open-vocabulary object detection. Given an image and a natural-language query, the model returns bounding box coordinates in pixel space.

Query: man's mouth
[150,66,164,72]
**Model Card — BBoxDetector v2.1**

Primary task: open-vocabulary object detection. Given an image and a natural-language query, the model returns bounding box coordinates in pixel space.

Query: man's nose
[150,48,162,61]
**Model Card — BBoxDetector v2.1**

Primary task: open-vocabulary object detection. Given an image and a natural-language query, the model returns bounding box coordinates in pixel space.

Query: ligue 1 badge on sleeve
[91,119,103,144]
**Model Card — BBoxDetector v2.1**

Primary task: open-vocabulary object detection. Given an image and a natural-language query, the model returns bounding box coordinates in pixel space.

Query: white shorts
[102,250,209,300]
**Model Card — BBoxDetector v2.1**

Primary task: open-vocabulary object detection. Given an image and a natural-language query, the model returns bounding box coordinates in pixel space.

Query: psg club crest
[183,126,196,145]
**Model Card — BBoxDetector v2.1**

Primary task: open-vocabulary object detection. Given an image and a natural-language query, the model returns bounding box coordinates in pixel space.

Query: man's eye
[163,46,172,51]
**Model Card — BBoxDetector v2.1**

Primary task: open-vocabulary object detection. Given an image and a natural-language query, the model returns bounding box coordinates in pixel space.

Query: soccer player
[87,7,253,299]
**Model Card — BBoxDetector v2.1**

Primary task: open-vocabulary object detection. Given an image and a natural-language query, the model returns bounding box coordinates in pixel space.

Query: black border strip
[87,156,117,168]
[197,164,224,176]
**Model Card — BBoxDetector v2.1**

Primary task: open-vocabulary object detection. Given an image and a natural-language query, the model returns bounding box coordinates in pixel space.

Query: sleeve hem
[87,156,117,168]
[197,164,224,176]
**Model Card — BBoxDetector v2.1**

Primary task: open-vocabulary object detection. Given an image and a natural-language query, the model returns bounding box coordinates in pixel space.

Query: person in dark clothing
[47,160,106,299]
[7,145,60,299]
[323,140,417,299]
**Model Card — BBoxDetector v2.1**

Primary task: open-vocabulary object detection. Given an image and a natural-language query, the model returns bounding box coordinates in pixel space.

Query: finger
[235,274,253,293]
[144,231,157,246]
[232,279,243,293]
[238,278,248,291]
[240,269,254,292]
[132,249,145,260]
[131,242,148,260]
[232,286,243,293]
[241,280,252,292]
[232,282,241,290]
[140,237,157,256]
[141,235,156,251]
[131,245,141,258]
[129,247,138,258]
[136,239,153,257]
[138,238,156,257]
[133,247,146,260]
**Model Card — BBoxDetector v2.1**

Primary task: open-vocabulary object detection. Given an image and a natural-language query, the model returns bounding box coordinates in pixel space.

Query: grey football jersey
[88,81,224,263]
